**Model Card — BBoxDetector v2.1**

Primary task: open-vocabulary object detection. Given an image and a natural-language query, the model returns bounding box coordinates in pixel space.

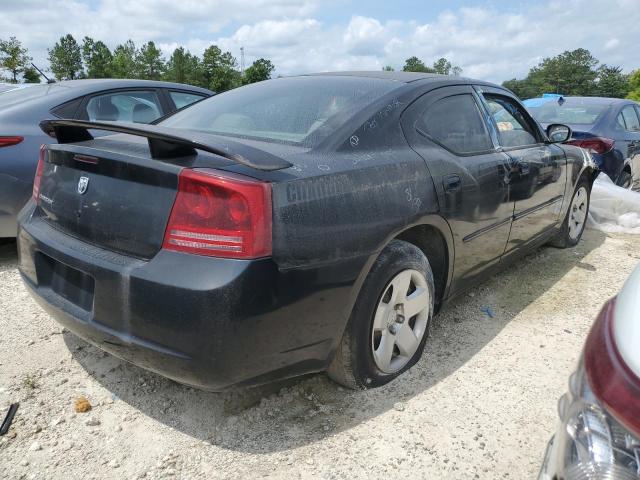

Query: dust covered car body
[18,72,596,390]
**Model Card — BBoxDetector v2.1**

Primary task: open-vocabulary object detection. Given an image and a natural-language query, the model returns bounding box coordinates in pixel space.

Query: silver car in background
[0,79,213,238]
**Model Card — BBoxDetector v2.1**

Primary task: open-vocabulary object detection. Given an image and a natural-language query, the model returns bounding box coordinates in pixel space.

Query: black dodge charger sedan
[17,72,597,390]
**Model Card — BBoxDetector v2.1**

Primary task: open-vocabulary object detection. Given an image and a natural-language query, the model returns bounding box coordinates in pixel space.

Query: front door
[477,89,567,253]
[402,85,514,294]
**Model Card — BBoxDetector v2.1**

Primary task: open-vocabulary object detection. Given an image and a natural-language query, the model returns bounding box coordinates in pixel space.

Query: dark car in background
[524,95,640,189]
[539,263,640,479]
[17,72,596,391]
[0,79,213,237]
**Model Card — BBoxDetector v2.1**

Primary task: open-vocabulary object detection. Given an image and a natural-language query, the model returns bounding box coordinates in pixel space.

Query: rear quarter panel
[266,87,442,270]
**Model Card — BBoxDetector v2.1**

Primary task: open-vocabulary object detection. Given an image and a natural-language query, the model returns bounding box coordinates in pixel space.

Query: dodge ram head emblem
[77,176,89,195]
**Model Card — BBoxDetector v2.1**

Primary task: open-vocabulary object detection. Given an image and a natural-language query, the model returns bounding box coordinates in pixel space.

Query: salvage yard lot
[1,229,639,480]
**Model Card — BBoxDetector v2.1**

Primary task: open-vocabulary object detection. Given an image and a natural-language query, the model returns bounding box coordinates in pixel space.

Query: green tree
[110,40,136,78]
[22,67,41,83]
[402,56,435,73]
[163,47,204,85]
[48,34,83,80]
[202,45,240,92]
[432,57,462,76]
[134,41,164,80]
[628,70,640,101]
[402,56,461,75]
[502,48,605,99]
[0,36,31,83]
[243,58,274,85]
[531,48,598,95]
[595,65,630,98]
[82,37,112,78]
[382,65,394,71]
[502,78,540,99]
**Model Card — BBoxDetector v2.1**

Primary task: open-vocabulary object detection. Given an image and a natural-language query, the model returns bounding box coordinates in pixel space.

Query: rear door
[616,105,640,188]
[402,85,514,294]
[476,87,567,253]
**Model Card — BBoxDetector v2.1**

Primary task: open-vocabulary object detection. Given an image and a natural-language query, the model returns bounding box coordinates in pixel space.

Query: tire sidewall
[348,240,434,389]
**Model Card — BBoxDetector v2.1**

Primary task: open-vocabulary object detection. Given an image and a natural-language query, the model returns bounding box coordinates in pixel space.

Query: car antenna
[30,63,55,84]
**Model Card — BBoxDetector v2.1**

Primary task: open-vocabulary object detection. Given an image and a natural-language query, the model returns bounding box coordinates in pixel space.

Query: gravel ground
[1,228,639,480]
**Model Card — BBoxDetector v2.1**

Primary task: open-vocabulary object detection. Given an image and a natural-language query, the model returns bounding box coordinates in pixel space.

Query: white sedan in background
[539,264,640,479]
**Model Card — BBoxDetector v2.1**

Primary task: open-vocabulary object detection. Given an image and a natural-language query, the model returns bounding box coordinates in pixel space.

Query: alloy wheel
[371,269,430,374]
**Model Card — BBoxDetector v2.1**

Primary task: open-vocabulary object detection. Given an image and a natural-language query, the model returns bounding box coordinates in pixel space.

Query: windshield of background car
[0,83,66,109]
[525,97,608,125]
[160,76,402,146]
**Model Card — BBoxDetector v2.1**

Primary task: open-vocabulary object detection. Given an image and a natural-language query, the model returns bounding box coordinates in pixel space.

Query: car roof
[526,95,635,106]
[298,71,473,84]
[52,79,213,95]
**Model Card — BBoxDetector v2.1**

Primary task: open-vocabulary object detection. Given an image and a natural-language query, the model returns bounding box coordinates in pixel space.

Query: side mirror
[546,123,572,143]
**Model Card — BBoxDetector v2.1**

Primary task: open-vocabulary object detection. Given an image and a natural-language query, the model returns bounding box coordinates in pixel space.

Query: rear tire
[327,240,434,389]
[548,177,590,248]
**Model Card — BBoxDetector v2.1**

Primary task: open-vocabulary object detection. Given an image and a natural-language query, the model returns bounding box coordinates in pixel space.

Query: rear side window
[84,90,163,123]
[527,98,607,125]
[161,76,401,146]
[169,91,205,110]
[483,95,538,148]
[619,105,640,131]
[418,94,493,154]
[51,97,83,118]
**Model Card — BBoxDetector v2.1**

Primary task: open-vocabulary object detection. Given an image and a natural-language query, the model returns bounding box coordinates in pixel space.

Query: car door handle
[443,174,461,193]
[515,161,530,176]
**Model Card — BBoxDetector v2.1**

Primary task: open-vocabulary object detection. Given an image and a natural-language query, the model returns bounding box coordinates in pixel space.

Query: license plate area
[36,253,95,312]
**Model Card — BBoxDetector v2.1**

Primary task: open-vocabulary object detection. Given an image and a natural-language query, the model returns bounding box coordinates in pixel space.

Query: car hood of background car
[613,262,640,377]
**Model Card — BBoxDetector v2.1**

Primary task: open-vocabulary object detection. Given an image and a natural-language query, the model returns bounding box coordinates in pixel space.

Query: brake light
[584,297,640,437]
[567,137,614,154]
[162,169,272,259]
[0,136,23,147]
[32,145,46,201]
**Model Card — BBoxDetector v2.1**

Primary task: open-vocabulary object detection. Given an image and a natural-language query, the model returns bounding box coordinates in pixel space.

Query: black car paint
[17,74,596,390]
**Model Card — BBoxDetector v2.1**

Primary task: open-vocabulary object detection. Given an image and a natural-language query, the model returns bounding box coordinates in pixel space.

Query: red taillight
[162,169,272,259]
[32,145,46,201]
[0,136,23,148]
[584,297,640,437]
[567,137,615,154]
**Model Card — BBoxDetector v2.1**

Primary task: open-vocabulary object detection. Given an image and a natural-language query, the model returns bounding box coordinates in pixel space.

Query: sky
[1,0,639,83]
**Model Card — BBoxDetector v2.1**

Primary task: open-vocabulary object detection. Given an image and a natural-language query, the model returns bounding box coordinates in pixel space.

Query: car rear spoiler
[39,119,293,172]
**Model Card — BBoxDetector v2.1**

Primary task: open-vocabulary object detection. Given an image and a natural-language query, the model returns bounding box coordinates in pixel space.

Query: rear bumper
[18,204,354,390]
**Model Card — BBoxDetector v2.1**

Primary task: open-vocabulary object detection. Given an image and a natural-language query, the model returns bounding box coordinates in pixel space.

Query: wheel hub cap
[371,269,430,374]
[568,186,588,241]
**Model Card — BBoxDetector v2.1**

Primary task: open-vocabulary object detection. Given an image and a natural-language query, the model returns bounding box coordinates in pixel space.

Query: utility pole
[240,47,245,75]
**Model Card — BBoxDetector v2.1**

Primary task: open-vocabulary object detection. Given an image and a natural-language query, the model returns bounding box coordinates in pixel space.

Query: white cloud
[2,0,639,83]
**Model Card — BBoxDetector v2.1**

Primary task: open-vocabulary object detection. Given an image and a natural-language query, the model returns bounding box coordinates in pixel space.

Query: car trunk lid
[38,142,182,259]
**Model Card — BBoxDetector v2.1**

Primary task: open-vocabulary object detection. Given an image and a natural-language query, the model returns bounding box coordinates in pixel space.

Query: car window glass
[51,97,83,118]
[161,76,401,146]
[617,112,627,129]
[483,95,538,148]
[85,90,162,123]
[169,91,205,109]
[526,98,607,125]
[418,94,493,154]
[621,105,640,131]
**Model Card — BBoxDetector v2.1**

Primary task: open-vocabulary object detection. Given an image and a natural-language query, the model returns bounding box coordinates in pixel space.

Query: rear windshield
[160,76,401,146]
[525,97,609,125]
[0,84,67,109]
